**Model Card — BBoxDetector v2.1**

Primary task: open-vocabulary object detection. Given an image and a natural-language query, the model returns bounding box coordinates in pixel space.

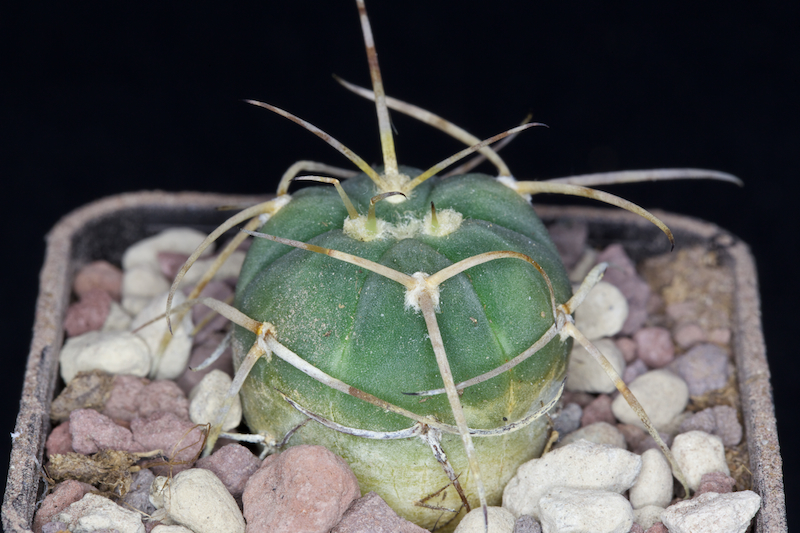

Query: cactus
[165,1,739,530]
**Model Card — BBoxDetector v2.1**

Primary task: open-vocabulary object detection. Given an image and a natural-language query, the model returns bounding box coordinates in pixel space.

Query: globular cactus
[166,1,739,530]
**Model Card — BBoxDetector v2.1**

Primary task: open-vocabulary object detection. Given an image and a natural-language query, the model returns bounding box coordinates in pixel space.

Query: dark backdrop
[2,0,797,526]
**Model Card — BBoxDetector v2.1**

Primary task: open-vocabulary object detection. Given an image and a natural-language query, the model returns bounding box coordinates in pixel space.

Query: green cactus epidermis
[234,169,572,436]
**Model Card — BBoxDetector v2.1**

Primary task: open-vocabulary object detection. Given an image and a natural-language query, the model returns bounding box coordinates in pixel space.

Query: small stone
[46,421,73,457]
[502,440,641,520]
[695,471,736,496]
[74,260,123,301]
[454,506,515,533]
[553,403,582,436]
[242,445,361,533]
[122,469,156,515]
[187,281,234,343]
[556,422,626,449]
[151,526,195,533]
[60,331,151,383]
[614,337,638,363]
[633,328,674,369]
[629,523,645,533]
[189,370,242,431]
[538,487,633,533]
[560,390,595,408]
[595,244,651,335]
[679,405,742,447]
[41,521,70,533]
[121,266,171,315]
[70,409,142,455]
[130,292,194,380]
[137,380,190,421]
[102,301,133,332]
[55,492,145,533]
[671,431,729,490]
[65,289,114,337]
[157,252,190,280]
[581,394,616,426]
[33,479,95,533]
[660,491,760,533]
[175,332,234,395]
[566,338,626,394]
[573,281,628,340]
[103,375,150,422]
[547,221,588,272]
[150,469,245,533]
[122,228,210,272]
[673,323,705,349]
[645,523,667,533]
[622,359,648,384]
[708,328,731,346]
[330,491,427,533]
[180,251,246,285]
[131,412,205,475]
[51,370,116,423]
[512,515,541,533]
[195,444,260,500]
[632,505,664,530]
[611,370,688,432]
[673,343,730,397]
[628,449,673,509]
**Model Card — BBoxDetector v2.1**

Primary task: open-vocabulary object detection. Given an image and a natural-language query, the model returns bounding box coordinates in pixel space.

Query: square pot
[2,191,786,533]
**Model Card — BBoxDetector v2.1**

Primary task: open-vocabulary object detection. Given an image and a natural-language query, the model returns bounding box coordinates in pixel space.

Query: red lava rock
[64,289,113,337]
[130,411,205,475]
[708,328,731,345]
[176,332,234,395]
[634,327,674,368]
[615,337,638,364]
[673,343,730,396]
[136,380,190,420]
[694,471,736,496]
[196,443,261,501]
[595,244,651,335]
[243,445,361,533]
[679,405,742,446]
[622,359,648,384]
[645,523,667,533]
[157,251,190,280]
[69,409,143,454]
[33,479,95,533]
[629,523,645,533]
[580,394,616,426]
[673,323,706,349]
[187,281,234,343]
[46,421,73,457]
[547,221,588,271]
[103,375,149,421]
[73,260,123,301]
[665,301,698,323]
[330,491,427,533]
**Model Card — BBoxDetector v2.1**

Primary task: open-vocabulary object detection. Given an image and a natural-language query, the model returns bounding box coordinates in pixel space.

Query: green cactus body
[233,168,572,528]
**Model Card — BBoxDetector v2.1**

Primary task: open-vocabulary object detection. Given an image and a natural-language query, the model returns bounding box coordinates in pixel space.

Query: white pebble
[538,487,633,533]
[101,301,132,332]
[502,440,641,520]
[189,370,242,431]
[56,492,145,533]
[60,330,151,383]
[454,506,516,533]
[121,266,171,315]
[611,369,688,432]
[660,491,761,533]
[629,449,673,509]
[573,281,628,340]
[566,338,626,394]
[632,505,665,529]
[671,431,730,490]
[150,469,245,533]
[122,227,210,271]
[152,526,195,533]
[130,291,194,380]
[181,251,246,285]
[555,422,626,450]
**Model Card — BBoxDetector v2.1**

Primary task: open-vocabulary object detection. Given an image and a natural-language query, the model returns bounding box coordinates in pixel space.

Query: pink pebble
[634,327,674,368]
[629,524,645,533]
[196,443,261,500]
[581,394,616,426]
[131,412,205,475]
[694,471,736,496]
[157,251,190,280]
[708,328,731,346]
[64,289,113,337]
[615,337,638,364]
[33,480,95,533]
[176,332,234,395]
[331,491,428,533]
[595,244,651,335]
[622,359,648,384]
[73,260,123,301]
[103,375,150,422]
[46,421,73,457]
[136,380,190,420]
[188,281,234,343]
[69,409,143,455]
[673,323,706,349]
[645,523,667,533]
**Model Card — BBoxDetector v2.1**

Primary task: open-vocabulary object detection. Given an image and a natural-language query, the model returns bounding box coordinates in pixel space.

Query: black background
[2,0,797,527]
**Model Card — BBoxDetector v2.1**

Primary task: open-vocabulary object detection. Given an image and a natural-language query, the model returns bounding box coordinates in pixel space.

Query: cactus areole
[232,169,572,527]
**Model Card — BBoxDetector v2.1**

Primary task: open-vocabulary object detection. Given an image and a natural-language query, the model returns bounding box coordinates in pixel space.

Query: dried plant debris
[46,450,145,497]
[50,370,116,423]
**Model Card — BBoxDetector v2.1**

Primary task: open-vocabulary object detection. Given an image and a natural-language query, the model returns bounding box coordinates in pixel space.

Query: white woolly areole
[342,215,391,241]
[404,272,439,313]
[496,175,532,202]
[423,208,463,237]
